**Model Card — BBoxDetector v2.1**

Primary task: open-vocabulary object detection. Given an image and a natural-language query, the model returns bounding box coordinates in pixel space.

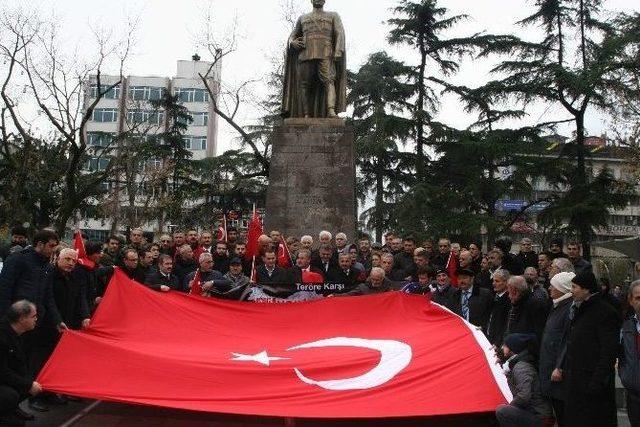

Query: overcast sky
[7,0,638,152]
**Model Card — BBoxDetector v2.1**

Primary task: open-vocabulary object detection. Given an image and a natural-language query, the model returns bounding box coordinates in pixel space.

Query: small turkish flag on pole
[277,236,292,268]
[190,269,202,296]
[73,230,96,270]
[245,205,262,261]
[216,215,228,242]
[250,256,258,284]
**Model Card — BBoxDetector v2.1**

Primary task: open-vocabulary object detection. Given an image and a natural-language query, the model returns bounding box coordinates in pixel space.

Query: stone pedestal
[265,119,356,239]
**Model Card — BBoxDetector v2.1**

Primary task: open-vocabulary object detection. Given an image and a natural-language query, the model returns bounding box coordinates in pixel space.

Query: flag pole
[223,214,228,243]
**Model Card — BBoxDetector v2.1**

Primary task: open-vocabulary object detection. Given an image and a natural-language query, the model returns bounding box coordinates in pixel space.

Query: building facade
[499,136,640,242]
[78,58,222,240]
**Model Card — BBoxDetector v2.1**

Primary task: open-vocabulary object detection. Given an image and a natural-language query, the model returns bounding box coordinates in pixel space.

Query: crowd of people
[0,224,637,426]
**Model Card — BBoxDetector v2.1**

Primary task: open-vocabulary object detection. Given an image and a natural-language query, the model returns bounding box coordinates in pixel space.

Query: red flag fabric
[244,207,262,261]
[73,230,95,270]
[38,270,511,418]
[277,236,292,268]
[216,223,226,243]
[301,270,324,284]
[189,269,202,296]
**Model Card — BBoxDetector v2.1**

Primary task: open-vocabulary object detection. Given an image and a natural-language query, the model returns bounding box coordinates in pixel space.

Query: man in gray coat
[539,272,574,427]
[496,333,554,426]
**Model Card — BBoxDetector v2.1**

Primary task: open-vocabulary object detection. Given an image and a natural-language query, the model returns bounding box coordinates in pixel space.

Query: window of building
[129,86,166,102]
[91,108,118,123]
[127,110,165,125]
[89,84,121,100]
[87,132,115,147]
[139,159,163,172]
[183,136,207,150]
[191,112,209,127]
[85,157,110,172]
[175,88,210,103]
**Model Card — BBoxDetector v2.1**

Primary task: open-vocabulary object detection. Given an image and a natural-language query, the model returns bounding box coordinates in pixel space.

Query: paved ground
[25,400,633,427]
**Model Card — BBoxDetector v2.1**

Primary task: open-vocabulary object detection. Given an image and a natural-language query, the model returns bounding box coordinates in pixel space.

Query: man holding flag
[287,249,324,284]
[185,253,231,297]
[244,206,263,282]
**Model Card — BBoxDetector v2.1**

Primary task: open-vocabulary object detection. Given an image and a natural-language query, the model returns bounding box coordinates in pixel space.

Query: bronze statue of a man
[282,0,347,119]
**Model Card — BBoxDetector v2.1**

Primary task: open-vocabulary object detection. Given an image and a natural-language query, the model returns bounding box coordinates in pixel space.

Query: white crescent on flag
[287,337,413,391]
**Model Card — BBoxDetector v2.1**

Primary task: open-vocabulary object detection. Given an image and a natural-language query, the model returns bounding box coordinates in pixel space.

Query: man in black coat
[485,269,512,347]
[52,249,90,331]
[393,237,416,275]
[342,268,392,296]
[505,276,549,347]
[448,268,493,329]
[173,245,198,287]
[563,272,619,427]
[288,249,325,284]
[0,301,43,424]
[0,230,63,327]
[212,241,230,275]
[494,236,524,276]
[0,230,66,413]
[326,253,362,293]
[311,244,338,276]
[144,255,181,292]
[516,238,538,270]
[256,251,289,285]
[0,226,28,261]
[430,269,456,307]
[184,253,232,295]
[120,249,146,283]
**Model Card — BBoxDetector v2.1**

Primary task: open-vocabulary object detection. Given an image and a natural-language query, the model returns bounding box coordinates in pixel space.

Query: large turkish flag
[38,269,511,418]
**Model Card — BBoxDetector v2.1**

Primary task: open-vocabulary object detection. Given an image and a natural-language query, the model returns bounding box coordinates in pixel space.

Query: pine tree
[481,0,639,257]
[347,52,414,241]
[387,0,491,179]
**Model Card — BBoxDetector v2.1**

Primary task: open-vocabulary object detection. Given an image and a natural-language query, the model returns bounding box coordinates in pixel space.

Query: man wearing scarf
[538,272,574,426]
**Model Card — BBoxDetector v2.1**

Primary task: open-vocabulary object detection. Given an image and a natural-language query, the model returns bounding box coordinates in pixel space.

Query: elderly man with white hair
[549,258,575,280]
[505,276,550,345]
[539,271,575,426]
[342,267,392,296]
[300,235,313,250]
[335,233,349,254]
[185,253,232,297]
[53,248,90,330]
[318,231,333,246]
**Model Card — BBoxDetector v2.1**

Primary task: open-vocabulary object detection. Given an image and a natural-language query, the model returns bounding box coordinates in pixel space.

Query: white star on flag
[230,351,290,366]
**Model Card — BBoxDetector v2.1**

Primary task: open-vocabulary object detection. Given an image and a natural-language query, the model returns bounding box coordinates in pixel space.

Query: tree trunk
[415,38,427,179]
[574,114,592,261]
[374,166,384,243]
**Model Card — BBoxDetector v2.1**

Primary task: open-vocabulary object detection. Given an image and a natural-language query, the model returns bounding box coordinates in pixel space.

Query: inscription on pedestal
[265,122,356,239]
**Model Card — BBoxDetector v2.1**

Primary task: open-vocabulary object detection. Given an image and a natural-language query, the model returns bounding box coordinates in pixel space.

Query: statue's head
[311,0,326,8]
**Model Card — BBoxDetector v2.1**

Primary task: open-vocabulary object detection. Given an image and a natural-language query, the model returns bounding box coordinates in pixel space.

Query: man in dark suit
[564,272,619,427]
[485,269,512,347]
[448,268,493,329]
[326,253,362,292]
[144,254,181,292]
[256,251,288,285]
[311,244,338,275]
[288,249,325,284]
